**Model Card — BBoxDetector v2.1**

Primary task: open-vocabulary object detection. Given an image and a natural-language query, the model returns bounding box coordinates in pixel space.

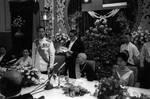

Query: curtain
[0,0,11,32]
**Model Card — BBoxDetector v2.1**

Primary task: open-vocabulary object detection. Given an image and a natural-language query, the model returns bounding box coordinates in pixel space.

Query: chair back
[86,60,96,72]
[54,55,66,72]
[127,66,138,83]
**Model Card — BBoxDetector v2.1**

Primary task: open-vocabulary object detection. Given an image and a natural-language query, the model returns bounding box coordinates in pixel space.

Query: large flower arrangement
[82,11,132,79]
[131,26,150,50]
[83,19,122,79]
[94,76,122,99]
[62,83,89,97]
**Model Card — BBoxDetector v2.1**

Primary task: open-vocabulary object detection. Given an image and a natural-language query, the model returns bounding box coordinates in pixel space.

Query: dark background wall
[9,1,33,56]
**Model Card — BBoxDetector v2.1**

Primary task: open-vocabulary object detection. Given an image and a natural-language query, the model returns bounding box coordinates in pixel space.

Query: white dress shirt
[120,42,140,65]
[68,37,77,51]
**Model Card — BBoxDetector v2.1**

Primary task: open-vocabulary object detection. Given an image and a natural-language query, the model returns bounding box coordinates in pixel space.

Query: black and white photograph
[0,0,150,99]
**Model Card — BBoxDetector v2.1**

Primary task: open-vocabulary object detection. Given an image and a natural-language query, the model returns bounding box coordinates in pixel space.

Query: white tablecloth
[21,75,96,99]
[21,75,150,99]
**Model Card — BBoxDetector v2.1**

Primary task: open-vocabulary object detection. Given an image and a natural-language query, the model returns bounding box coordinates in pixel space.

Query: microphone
[45,62,65,90]
[7,58,17,64]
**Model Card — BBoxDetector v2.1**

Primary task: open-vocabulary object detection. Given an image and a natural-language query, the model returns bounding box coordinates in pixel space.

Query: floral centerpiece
[94,76,122,99]
[54,32,70,53]
[22,68,40,87]
[131,26,150,50]
[62,83,89,97]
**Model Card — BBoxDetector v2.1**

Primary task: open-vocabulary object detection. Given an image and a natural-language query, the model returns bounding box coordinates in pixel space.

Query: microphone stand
[45,55,53,90]
[45,62,66,90]
[56,62,66,88]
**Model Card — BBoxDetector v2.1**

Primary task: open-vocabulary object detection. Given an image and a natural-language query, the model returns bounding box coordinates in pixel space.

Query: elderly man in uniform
[75,53,96,81]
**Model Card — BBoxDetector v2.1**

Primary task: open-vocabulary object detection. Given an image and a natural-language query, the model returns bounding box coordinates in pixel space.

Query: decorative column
[41,0,70,39]
[42,0,55,38]
[55,0,70,34]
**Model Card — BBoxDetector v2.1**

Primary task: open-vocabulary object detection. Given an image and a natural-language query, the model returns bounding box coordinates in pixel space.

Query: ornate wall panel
[55,0,70,34]
[40,0,70,39]
[42,0,55,38]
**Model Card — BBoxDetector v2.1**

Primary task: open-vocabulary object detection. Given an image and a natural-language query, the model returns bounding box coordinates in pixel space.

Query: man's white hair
[78,53,87,60]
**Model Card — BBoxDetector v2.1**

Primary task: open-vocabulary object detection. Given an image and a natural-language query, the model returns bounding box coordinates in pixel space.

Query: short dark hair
[0,45,7,50]
[117,52,129,62]
[37,26,45,31]
[0,71,22,97]
[125,33,132,37]
[70,30,77,35]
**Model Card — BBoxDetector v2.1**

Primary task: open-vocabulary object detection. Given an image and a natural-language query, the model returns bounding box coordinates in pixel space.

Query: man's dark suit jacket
[65,38,85,78]
[66,38,85,58]
[80,60,96,81]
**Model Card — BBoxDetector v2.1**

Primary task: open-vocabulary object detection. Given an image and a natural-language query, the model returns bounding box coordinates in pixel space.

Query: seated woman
[14,49,32,69]
[113,52,134,86]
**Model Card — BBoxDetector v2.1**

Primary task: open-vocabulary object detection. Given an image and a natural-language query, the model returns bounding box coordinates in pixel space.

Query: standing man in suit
[65,30,85,78]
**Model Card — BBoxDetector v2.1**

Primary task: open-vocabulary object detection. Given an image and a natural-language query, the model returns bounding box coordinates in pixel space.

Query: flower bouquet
[94,76,122,99]
[55,32,70,44]
[131,26,150,49]
[62,83,90,97]
[54,33,70,53]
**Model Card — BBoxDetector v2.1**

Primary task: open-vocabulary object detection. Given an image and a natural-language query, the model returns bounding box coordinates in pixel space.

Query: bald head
[78,53,87,60]
[0,71,23,97]
[76,53,87,64]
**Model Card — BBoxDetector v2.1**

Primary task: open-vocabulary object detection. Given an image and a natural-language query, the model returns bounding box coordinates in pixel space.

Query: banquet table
[21,74,150,99]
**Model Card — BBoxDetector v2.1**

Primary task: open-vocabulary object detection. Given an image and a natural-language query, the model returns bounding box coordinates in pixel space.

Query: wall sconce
[43,13,48,20]
[82,0,91,4]
[41,7,49,30]
[42,8,49,21]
